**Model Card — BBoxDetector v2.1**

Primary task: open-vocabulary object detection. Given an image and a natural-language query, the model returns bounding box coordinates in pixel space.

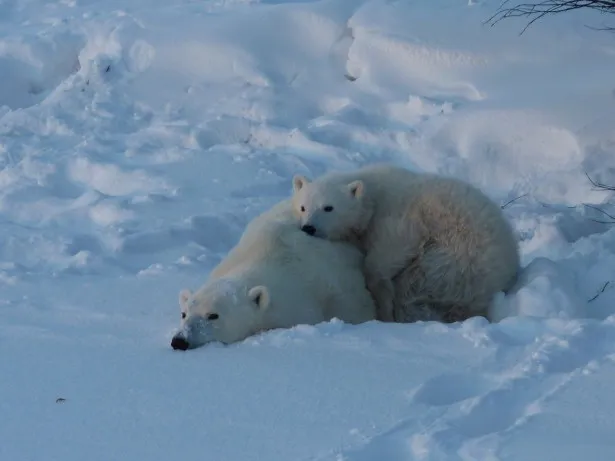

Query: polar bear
[171,199,376,350]
[291,164,520,323]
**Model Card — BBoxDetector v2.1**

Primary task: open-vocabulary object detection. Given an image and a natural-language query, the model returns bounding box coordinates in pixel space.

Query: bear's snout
[171,335,190,351]
[301,224,316,236]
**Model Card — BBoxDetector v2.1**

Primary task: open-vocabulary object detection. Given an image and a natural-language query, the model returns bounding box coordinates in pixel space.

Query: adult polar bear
[291,164,520,323]
[171,199,376,350]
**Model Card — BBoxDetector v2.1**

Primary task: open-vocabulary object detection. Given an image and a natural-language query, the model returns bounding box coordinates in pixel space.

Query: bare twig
[586,171,615,192]
[582,203,615,224]
[584,23,615,30]
[588,281,611,302]
[485,0,615,34]
[501,193,529,209]
[583,172,615,223]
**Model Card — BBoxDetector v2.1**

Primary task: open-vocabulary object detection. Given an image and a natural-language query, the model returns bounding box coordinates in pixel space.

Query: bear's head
[291,174,366,241]
[171,278,270,350]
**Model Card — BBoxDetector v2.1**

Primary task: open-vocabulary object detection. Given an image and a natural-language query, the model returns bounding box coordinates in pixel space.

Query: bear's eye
[207,313,219,321]
[323,205,334,212]
[181,312,186,319]
[300,206,305,213]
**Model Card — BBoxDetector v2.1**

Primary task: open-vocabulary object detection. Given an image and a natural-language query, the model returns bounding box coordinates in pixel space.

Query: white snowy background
[2,0,615,460]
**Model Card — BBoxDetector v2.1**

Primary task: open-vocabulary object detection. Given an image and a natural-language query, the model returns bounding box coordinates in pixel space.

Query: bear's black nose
[301,224,316,236]
[171,335,190,351]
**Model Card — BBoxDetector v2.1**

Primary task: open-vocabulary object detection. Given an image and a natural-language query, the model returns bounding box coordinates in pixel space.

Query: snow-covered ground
[2,0,615,459]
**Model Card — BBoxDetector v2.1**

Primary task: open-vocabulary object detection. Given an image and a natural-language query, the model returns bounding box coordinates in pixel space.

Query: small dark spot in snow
[28,84,44,95]
[344,73,357,82]
[105,65,111,73]
[56,397,66,403]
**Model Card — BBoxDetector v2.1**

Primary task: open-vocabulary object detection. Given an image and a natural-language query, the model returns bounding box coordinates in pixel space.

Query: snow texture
[2,0,615,460]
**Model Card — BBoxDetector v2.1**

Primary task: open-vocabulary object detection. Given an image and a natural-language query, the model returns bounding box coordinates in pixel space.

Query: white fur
[173,199,376,348]
[291,164,520,323]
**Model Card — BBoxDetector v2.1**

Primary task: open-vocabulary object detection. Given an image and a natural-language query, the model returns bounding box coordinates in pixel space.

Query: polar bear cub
[171,199,376,350]
[291,164,520,323]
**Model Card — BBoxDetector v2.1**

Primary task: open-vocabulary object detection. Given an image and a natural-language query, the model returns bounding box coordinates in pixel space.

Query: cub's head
[291,174,366,241]
[171,279,270,350]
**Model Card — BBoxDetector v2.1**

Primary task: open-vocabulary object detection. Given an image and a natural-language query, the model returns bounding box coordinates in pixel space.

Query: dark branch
[485,1,615,34]
[584,23,615,30]
[583,172,615,224]
[582,203,615,224]
[586,171,615,192]
[588,281,611,302]
[501,193,529,209]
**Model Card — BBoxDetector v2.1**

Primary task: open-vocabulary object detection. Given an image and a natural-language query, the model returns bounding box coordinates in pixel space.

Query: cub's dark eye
[207,313,219,321]
[300,206,305,212]
[181,312,186,319]
[323,205,334,212]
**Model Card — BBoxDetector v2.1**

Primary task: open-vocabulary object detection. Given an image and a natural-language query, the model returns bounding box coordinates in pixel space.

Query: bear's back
[210,199,362,278]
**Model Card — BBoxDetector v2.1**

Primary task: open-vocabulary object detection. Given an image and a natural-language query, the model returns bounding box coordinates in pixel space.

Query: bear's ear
[179,289,192,308]
[292,175,310,193]
[248,285,270,310]
[348,180,364,198]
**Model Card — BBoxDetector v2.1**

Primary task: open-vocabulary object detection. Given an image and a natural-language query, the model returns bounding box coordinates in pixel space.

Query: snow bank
[2,0,615,460]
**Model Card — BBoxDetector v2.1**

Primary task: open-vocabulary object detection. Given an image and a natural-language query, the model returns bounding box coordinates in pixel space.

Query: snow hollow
[2,0,615,460]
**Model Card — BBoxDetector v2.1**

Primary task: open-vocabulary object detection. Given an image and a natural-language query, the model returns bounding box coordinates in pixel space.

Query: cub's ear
[248,285,270,310]
[179,289,192,308]
[348,180,364,198]
[292,175,310,193]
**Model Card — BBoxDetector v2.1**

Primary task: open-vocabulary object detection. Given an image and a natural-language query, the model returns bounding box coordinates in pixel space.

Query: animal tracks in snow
[411,372,494,407]
[328,317,615,461]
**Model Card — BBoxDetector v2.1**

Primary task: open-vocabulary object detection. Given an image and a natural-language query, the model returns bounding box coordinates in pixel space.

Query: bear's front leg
[364,270,396,322]
[362,220,421,322]
[363,250,402,322]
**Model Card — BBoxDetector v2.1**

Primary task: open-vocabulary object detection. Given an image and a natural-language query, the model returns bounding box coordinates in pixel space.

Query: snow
[2,0,615,459]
